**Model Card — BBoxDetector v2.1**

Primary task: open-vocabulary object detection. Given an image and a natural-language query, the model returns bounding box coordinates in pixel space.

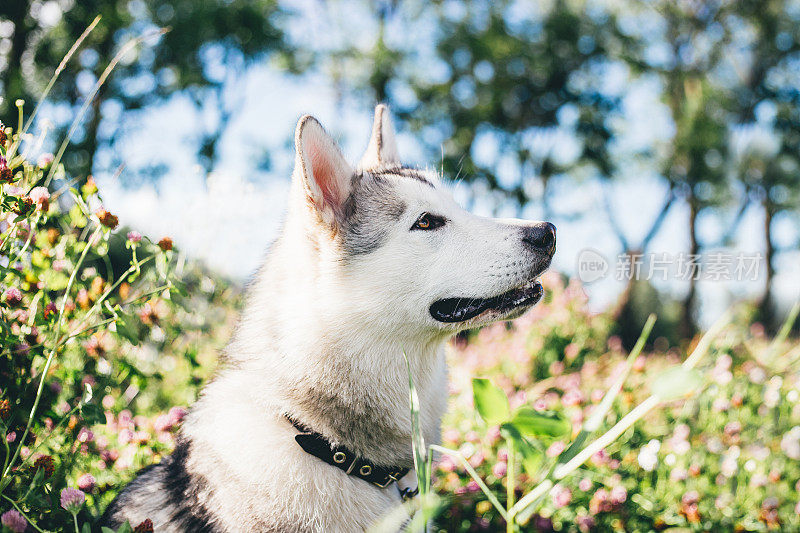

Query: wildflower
[681,490,701,523]
[102,395,115,409]
[576,515,595,533]
[486,425,501,444]
[118,410,134,428]
[492,462,507,477]
[1,509,27,533]
[77,473,96,492]
[610,485,627,505]
[532,515,552,531]
[591,448,609,466]
[578,478,592,492]
[139,301,161,325]
[589,488,611,514]
[4,287,23,307]
[549,360,564,375]
[712,396,729,412]
[154,414,172,432]
[0,123,7,145]
[33,455,55,478]
[443,429,460,443]
[133,519,154,533]
[716,353,732,370]
[670,467,688,481]
[468,451,484,468]
[0,156,12,183]
[11,197,33,215]
[28,187,50,211]
[725,421,742,438]
[77,427,94,443]
[562,388,583,407]
[37,153,54,168]
[637,440,660,472]
[760,497,780,528]
[127,230,142,243]
[158,237,173,251]
[0,398,10,420]
[765,385,781,408]
[551,484,572,508]
[60,487,85,514]
[41,302,56,321]
[96,208,119,229]
[546,441,566,458]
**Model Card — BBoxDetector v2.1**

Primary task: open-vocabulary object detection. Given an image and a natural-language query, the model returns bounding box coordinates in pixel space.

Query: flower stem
[506,438,515,533]
[428,445,508,521]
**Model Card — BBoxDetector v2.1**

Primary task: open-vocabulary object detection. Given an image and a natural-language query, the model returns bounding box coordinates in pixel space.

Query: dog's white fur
[103,105,552,532]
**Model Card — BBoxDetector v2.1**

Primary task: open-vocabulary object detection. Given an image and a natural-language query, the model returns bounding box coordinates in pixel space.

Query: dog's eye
[411,213,445,231]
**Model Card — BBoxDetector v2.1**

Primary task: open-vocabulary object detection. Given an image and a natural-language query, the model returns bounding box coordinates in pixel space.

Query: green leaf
[511,407,571,439]
[101,528,117,533]
[651,366,704,401]
[82,523,91,533]
[403,351,428,496]
[116,312,140,346]
[472,378,510,425]
[500,423,544,477]
[80,403,105,425]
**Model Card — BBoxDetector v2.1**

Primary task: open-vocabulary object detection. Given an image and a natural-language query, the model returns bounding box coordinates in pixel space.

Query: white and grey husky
[102,105,555,532]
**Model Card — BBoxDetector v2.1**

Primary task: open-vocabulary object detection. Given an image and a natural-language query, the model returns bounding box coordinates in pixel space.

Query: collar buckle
[372,472,398,489]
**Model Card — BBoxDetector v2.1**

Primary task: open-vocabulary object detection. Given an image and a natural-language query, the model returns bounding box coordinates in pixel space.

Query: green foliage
[0,116,240,531]
[415,275,800,531]
[510,408,570,440]
[472,378,510,426]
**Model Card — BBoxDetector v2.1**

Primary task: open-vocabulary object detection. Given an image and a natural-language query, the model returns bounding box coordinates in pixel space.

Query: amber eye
[411,213,445,231]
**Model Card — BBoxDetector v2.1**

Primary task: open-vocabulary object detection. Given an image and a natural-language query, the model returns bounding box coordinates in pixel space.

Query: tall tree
[0,0,297,180]
[728,0,800,327]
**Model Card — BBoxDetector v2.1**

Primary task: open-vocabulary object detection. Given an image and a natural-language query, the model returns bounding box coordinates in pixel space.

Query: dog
[101,105,555,532]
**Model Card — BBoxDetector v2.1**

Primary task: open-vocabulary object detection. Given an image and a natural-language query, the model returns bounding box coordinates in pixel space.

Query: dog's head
[286,105,555,336]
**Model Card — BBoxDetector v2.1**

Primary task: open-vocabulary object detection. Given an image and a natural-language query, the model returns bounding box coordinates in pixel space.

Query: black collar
[287,416,410,490]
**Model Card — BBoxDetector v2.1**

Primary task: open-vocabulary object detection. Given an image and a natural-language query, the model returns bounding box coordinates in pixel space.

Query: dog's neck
[281,330,446,467]
[224,232,449,467]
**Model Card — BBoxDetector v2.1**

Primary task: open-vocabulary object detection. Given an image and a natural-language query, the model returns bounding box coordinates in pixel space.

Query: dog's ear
[359,104,400,170]
[294,115,354,225]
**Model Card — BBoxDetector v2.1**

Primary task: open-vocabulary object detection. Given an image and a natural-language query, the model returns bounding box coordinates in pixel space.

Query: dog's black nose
[522,222,556,256]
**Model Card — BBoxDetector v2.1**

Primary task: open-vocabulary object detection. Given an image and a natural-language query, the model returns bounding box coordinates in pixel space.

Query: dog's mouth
[429,280,544,323]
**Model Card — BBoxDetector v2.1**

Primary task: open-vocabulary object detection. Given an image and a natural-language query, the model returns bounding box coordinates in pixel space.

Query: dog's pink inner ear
[308,141,345,209]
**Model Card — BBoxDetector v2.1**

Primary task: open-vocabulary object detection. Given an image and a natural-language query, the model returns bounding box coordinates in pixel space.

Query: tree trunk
[758,197,776,328]
[680,197,699,339]
[2,1,33,121]
[611,248,640,320]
